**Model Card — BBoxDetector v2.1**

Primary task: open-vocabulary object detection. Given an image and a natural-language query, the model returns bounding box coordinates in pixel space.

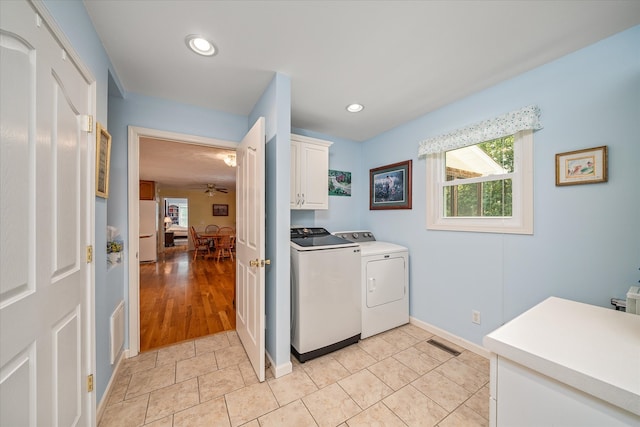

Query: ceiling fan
[203,184,228,196]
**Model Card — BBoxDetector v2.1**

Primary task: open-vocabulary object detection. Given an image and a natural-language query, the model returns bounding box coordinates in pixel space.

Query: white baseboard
[409,316,491,359]
[266,351,292,378]
[96,349,127,424]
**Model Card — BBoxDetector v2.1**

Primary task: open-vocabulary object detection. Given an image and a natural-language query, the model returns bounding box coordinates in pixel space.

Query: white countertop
[483,297,640,416]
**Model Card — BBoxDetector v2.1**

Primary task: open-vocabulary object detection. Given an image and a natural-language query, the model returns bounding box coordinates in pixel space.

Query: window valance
[418,105,542,158]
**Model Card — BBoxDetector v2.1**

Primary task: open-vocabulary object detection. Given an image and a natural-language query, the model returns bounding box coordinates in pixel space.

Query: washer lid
[358,241,408,256]
[290,227,357,250]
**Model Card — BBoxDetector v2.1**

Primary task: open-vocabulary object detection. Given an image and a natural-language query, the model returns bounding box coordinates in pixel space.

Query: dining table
[198,232,235,259]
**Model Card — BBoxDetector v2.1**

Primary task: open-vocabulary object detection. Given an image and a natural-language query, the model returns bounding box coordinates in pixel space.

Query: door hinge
[86,245,93,263]
[81,115,93,133]
[87,374,94,392]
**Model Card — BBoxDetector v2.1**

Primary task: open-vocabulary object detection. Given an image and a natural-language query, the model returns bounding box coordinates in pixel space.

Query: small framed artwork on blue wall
[556,146,607,186]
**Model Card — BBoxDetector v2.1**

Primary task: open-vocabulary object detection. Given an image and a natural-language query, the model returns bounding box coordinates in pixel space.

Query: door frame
[127,126,236,356]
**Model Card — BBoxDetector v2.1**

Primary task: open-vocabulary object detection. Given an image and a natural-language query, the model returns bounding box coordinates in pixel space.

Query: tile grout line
[105,327,490,427]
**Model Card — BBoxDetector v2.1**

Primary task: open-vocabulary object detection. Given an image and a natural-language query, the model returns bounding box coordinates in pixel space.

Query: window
[165,198,189,227]
[426,130,533,234]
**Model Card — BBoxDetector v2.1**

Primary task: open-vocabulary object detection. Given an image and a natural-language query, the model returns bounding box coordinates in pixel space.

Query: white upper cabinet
[290,134,333,210]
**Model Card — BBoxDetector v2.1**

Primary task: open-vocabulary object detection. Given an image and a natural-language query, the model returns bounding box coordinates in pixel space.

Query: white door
[235,118,266,381]
[0,1,93,425]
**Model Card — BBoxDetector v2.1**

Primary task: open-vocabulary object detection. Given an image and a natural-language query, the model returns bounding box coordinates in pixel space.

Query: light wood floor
[139,242,235,352]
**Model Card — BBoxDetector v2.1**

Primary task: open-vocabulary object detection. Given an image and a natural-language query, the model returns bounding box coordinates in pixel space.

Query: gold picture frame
[96,122,112,198]
[555,146,607,186]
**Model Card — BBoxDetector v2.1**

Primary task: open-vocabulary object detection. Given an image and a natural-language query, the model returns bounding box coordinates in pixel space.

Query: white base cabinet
[484,297,640,427]
[290,134,332,210]
[490,356,639,427]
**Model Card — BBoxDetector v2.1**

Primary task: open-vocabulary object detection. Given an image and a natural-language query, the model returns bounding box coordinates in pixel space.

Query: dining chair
[216,233,234,262]
[217,226,234,236]
[190,226,210,260]
[204,224,219,234]
[204,224,219,250]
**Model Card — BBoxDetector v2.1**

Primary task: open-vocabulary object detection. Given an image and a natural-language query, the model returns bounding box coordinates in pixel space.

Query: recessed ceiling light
[185,34,217,56]
[346,103,364,113]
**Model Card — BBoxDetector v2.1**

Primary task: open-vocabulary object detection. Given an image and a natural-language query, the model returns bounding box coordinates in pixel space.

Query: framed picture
[328,170,352,196]
[212,204,228,216]
[556,146,608,186]
[95,122,112,198]
[370,160,412,210]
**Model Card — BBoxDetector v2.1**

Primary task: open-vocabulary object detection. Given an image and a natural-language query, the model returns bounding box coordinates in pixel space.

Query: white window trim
[426,130,533,234]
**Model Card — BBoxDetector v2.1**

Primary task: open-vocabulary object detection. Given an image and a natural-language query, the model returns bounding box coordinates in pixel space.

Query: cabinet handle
[301,193,305,205]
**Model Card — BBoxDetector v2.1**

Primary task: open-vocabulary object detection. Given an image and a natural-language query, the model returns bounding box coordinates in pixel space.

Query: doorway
[128,127,238,356]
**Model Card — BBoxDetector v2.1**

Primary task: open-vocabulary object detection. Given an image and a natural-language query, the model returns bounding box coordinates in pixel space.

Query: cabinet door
[495,357,638,427]
[298,142,329,209]
[139,180,155,200]
[290,140,299,208]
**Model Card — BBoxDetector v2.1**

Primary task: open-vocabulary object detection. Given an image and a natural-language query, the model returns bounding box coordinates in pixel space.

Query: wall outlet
[472,310,481,325]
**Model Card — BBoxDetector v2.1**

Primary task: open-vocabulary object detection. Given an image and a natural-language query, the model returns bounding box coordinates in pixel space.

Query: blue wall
[292,25,639,347]
[250,73,293,369]
[358,25,640,345]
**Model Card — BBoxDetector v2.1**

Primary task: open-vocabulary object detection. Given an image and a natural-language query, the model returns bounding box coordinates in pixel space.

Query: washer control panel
[333,230,376,243]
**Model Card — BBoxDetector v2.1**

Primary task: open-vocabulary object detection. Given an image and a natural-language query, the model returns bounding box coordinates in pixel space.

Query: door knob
[249,259,271,267]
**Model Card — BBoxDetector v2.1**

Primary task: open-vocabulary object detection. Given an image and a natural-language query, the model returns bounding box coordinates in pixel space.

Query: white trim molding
[426,130,534,234]
[267,351,293,379]
[127,126,237,356]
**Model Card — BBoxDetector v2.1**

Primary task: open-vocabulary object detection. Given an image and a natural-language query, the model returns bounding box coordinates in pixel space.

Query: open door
[235,118,266,381]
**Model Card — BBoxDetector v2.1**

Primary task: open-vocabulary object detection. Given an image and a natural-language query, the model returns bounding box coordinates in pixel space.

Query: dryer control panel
[333,230,376,243]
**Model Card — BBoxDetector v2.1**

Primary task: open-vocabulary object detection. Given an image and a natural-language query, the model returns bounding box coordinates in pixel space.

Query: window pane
[445,179,512,217]
[482,178,512,216]
[445,136,514,182]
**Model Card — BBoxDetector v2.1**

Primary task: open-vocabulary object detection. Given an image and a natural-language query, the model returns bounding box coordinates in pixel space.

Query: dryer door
[365,256,406,307]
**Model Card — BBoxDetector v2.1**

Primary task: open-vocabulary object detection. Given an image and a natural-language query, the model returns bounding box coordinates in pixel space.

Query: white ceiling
[83,1,640,187]
[139,138,236,190]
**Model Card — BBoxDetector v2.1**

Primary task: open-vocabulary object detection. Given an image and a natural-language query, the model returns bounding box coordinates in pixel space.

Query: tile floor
[99,324,490,427]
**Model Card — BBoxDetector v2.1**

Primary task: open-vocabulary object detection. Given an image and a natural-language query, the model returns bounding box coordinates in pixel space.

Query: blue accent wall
[250,73,293,369]
[360,25,640,345]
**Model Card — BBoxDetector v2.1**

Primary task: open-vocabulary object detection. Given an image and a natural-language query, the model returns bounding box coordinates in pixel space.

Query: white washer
[290,227,361,362]
[334,231,409,339]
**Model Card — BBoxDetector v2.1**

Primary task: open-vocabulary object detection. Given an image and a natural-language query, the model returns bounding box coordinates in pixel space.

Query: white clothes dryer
[334,231,409,339]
